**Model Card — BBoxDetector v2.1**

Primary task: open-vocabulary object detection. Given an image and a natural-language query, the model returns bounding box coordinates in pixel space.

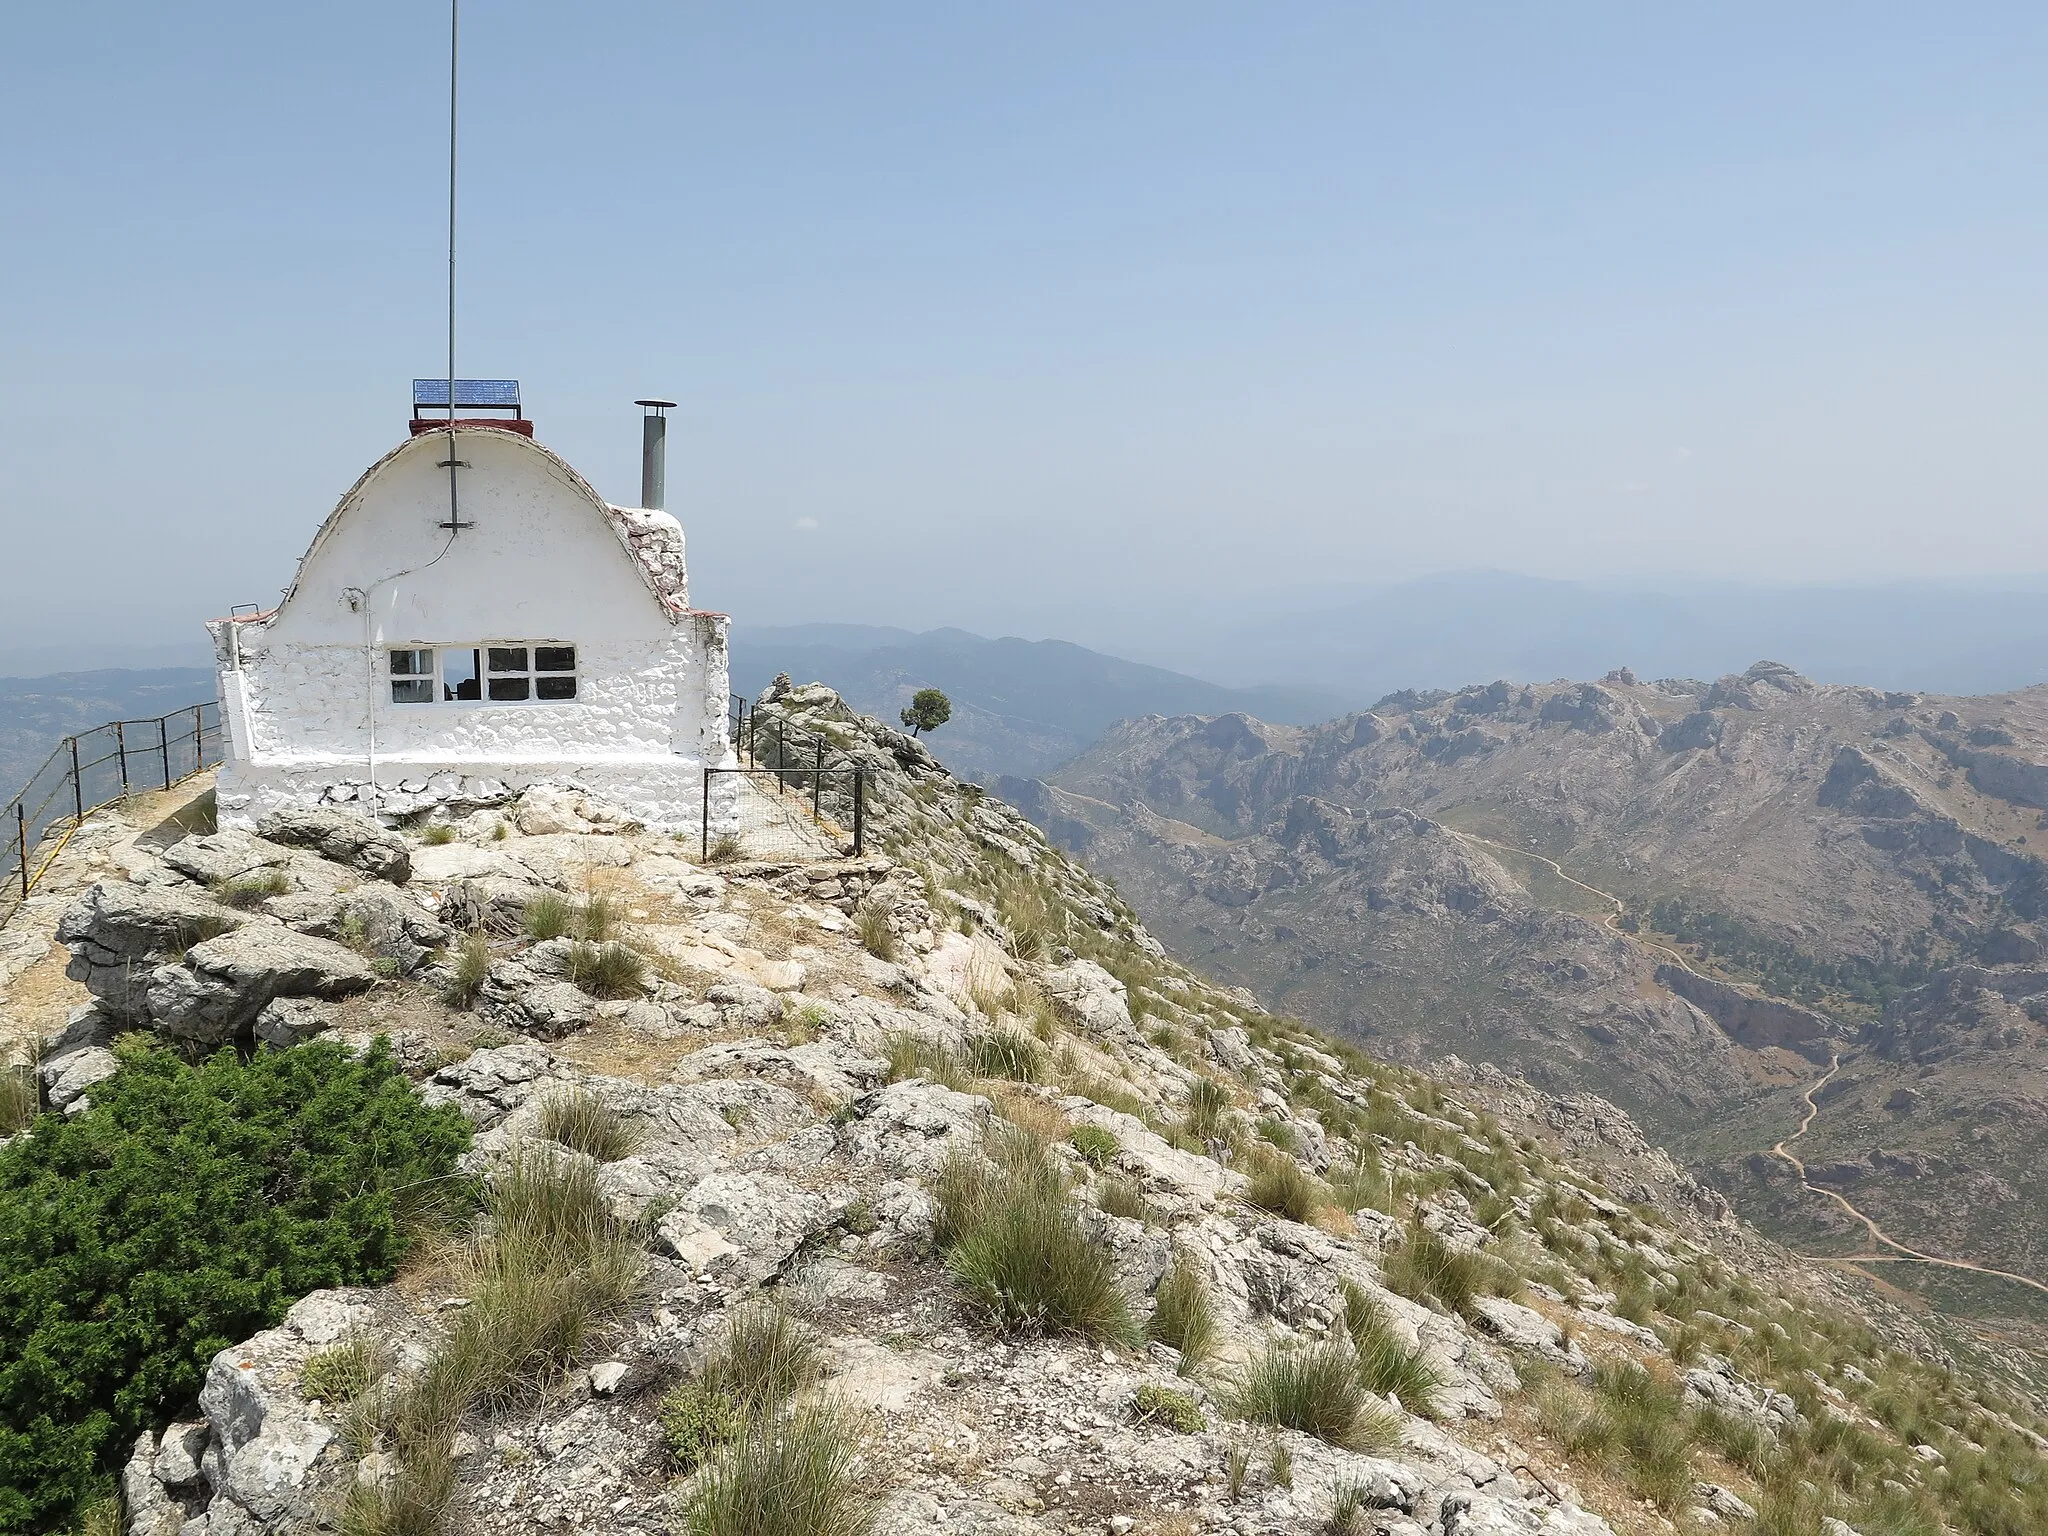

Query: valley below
[1007,661,2048,1346]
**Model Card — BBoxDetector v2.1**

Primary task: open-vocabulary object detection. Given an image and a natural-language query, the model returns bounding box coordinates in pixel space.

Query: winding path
[1446,827,2048,1298]
[1447,829,1700,974]
[1769,1055,2048,1296]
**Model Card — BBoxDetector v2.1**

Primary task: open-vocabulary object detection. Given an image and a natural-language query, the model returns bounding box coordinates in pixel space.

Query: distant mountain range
[0,670,216,804]
[1095,571,2048,698]
[1007,663,2048,1336]
[727,625,1356,780]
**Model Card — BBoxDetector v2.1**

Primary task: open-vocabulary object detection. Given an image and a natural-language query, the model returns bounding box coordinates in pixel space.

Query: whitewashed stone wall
[208,427,736,833]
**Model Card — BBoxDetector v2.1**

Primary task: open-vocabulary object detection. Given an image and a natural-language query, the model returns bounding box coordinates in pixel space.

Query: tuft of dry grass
[881,1031,970,1091]
[0,1065,38,1136]
[853,900,897,961]
[1183,1076,1232,1141]
[535,1088,641,1162]
[1148,1252,1218,1375]
[682,1400,874,1536]
[1229,1340,1401,1453]
[1244,1152,1321,1224]
[1341,1280,1446,1417]
[341,1147,643,1536]
[935,1127,1140,1346]
[440,930,491,1008]
[966,1028,1046,1082]
[567,940,647,999]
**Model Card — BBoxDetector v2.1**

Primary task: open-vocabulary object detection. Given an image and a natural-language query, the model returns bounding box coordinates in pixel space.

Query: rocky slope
[1010,664,2048,1330]
[1,688,2040,1534]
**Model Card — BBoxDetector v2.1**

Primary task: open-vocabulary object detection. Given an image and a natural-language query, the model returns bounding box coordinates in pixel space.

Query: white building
[209,385,733,830]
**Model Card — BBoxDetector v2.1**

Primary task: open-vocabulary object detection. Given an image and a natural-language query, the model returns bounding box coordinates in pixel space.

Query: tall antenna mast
[444,0,461,529]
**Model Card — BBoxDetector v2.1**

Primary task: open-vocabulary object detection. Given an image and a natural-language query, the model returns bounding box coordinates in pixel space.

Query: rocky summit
[0,684,2044,1536]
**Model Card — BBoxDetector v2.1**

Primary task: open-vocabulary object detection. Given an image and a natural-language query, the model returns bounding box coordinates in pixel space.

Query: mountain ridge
[1012,661,2048,1339]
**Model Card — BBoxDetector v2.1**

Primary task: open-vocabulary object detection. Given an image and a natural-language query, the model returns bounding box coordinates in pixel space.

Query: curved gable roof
[271,427,689,626]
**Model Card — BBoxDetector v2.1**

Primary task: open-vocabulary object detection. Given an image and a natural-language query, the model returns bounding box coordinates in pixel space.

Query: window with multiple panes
[388,645,578,704]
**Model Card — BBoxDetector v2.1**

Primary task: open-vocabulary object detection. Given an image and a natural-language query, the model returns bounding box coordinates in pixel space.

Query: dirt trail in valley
[1448,828,2048,1297]
[1447,830,1700,974]
[1771,1055,2048,1295]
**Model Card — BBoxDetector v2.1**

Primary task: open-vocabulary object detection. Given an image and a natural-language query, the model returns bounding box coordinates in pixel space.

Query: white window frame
[386,643,579,705]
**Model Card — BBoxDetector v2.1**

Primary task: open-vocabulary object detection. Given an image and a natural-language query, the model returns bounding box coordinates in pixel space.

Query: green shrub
[1245,1153,1321,1224]
[661,1380,745,1472]
[683,1400,873,1536]
[1229,1340,1400,1453]
[966,1029,1045,1083]
[442,930,491,1008]
[705,831,745,864]
[1069,1125,1120,1170]
[422,824,457,846]
[935,1132,1139,1346]
[1131,1384,1205,1434]
[535,1089,641,1163]
[1148,1253,1217,1375]
[0,1040,470,1536]
[1340,1281,1447,1417]
[567,941,646,999]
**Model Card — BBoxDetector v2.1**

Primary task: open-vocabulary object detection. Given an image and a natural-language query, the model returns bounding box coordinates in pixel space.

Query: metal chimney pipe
[635,398,675,510]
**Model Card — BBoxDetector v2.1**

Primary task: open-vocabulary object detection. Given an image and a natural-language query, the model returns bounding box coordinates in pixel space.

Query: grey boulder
[272,887,448,975]
[145,925,379,1042]
[58,882,243,1020]
[159,830,294,889]
[255,807,411,884]
[253,997,336,1048]
[41,1046,118,1109]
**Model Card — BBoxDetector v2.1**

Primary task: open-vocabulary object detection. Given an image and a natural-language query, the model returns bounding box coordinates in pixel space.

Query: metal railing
[3,702,220,920]
[704,692,867,861]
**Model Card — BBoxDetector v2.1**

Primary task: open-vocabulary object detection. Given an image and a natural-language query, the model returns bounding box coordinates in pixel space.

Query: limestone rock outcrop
[255,808,412,884]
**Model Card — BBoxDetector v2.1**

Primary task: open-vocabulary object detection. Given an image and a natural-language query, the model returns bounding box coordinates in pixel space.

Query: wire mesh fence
[3,702,220,919]
[704,694,867,861]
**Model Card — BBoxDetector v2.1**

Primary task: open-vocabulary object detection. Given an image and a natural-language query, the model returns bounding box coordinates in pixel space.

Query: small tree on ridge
[900,688,952,737]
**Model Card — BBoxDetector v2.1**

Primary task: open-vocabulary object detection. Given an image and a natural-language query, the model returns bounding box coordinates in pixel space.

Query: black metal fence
[3,702,220,916]
[703,694,866,861]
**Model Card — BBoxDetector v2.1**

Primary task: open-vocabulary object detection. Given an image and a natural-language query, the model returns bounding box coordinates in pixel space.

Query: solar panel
[412,378,521,409]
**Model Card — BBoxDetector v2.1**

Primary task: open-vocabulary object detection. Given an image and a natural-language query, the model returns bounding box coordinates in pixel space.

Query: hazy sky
[4,4,2046,654]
